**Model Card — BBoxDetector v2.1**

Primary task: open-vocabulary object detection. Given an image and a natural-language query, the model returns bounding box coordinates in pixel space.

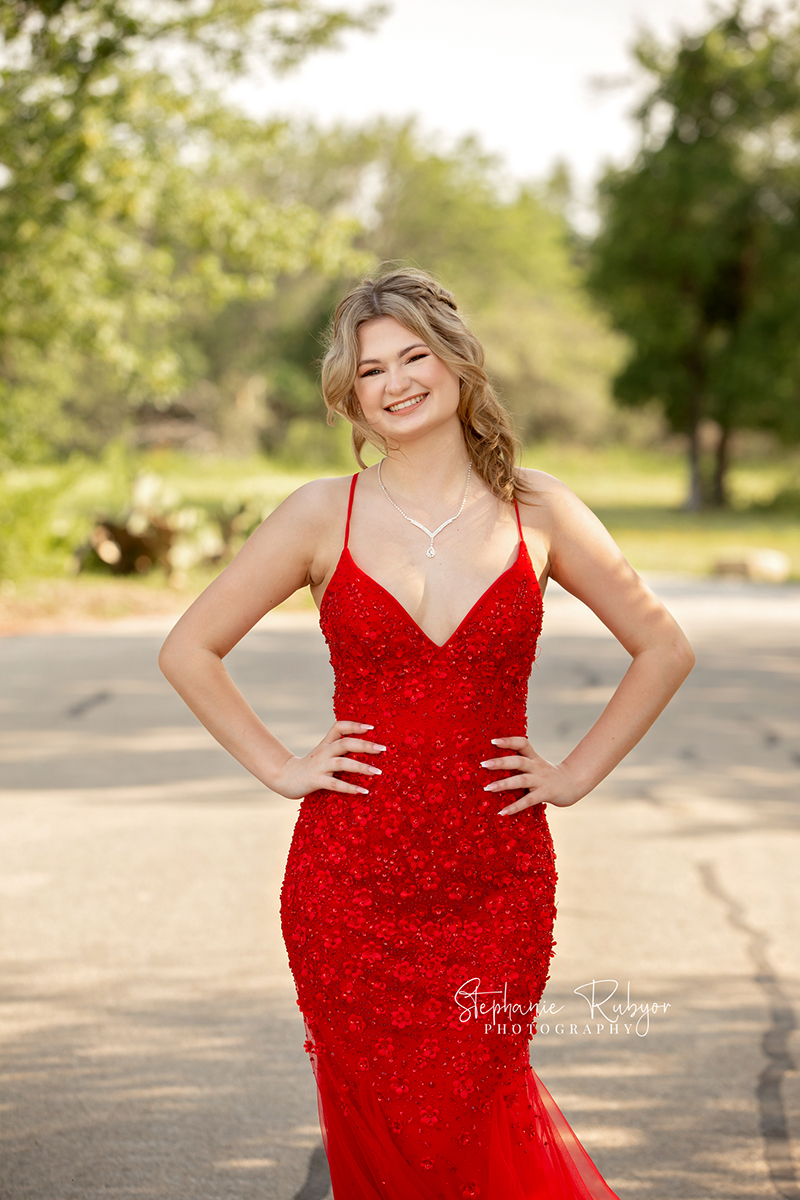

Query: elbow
[158,632,181,684]
[638,625,695,684]
[159,628,221,686]
[674,632,696,680]
[654,609,695,680]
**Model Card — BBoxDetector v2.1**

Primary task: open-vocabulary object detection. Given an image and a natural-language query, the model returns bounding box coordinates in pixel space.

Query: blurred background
[1,0,799,629]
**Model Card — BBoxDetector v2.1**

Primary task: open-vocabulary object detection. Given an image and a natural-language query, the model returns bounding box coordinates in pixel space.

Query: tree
[206,118,622,453]
[0,0,384,462]
[588,3,800,508]
[0,0,385,230]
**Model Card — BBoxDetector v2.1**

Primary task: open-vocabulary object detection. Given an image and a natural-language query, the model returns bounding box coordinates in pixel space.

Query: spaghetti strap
[513,497,525,543]
[344,472,359,548]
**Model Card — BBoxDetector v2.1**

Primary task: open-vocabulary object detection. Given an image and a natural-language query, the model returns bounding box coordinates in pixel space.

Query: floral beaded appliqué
[280,538,556,1192]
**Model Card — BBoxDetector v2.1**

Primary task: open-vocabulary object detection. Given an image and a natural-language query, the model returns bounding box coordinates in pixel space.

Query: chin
[378,409,459,441]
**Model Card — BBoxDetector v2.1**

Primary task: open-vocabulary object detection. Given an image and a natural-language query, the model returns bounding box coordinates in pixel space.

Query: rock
[713,548,792,583]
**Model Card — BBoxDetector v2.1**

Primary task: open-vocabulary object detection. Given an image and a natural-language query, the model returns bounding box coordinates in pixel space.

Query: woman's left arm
[483,474,696,815]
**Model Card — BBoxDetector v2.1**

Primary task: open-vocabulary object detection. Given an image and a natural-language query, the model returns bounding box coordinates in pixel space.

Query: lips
[386,393,428,414]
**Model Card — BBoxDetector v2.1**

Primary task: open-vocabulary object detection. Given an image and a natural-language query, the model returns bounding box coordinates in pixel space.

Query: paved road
[0,579,798,1200]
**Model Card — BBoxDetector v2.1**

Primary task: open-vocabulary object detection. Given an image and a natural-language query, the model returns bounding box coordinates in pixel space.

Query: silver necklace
[377,459,472,558]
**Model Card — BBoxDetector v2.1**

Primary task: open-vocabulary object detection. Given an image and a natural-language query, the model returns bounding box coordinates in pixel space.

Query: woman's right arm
[158,479,384,798]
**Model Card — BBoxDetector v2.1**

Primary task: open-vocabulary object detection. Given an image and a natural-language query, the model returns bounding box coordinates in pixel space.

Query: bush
[278,416,354,468]
[0,445,301,584]
[0,467,93,580]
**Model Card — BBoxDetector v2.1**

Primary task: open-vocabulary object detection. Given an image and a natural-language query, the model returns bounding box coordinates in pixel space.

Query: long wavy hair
[321,267,529,504]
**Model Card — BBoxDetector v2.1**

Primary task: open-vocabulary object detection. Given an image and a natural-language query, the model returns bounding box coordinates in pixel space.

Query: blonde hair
[321,267,528,503]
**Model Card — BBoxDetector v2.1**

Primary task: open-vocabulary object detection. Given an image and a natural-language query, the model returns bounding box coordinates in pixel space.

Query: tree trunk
[683,349,707,510]
[711,424,731,508]
[685,417,704,511]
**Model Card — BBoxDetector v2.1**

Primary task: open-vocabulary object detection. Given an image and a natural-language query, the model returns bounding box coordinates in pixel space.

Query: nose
[384,363,411,396]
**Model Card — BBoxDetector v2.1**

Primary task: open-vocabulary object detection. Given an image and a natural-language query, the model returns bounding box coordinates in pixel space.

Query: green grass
[522,444,800,578]
[2,443,799,594]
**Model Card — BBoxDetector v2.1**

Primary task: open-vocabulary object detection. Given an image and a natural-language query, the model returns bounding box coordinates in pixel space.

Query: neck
[380,425,471,501]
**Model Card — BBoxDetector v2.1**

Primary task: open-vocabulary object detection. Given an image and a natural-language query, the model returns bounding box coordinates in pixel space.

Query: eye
[359,367,382,378]
[407,353,428,363]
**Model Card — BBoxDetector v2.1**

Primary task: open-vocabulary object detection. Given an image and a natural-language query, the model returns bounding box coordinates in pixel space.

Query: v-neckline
[320,540,541,651]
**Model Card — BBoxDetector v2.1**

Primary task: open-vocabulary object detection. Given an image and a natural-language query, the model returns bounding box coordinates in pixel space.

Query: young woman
[159,268,695,1199]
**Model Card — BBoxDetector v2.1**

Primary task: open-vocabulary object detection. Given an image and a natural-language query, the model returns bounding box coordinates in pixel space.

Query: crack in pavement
[64,690,112,718]
[698,861,799,1199]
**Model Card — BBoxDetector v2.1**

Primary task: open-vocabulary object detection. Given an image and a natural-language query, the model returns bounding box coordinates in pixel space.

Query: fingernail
[480,760,493,768]
[356,787,369,794]
[360,724,374,730]
[373,744,387,751]
[499,808,510,816]
[483,784,496,792]
[369,767,382,775]
[490,739,500,745]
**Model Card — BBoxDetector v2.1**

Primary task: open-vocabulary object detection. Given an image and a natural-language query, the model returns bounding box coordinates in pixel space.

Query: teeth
[388,395,426,413]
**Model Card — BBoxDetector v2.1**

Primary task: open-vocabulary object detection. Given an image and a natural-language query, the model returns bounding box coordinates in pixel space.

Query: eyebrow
[357,343,428,368]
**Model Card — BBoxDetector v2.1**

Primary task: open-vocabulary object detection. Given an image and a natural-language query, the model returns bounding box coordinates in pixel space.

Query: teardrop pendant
[376,459,472,561]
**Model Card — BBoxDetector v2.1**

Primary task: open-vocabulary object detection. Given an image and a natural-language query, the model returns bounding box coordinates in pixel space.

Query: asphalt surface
[0,578,798,1200]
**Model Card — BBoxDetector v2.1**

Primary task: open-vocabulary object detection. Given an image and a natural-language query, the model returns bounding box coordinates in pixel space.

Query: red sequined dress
[281,472,621,1199]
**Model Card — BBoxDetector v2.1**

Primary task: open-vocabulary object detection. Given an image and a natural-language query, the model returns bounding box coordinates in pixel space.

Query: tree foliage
[197,119,623,456]
[0,2,622,468]
[589,2,800,508]
[0,0,382,460]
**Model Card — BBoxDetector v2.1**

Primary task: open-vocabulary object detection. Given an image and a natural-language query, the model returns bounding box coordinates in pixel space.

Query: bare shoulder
[516,468,590,531]
[515,466,623,586]
[254,473,355,589]
[273,475,347,518]
[272,473,351,520]
[270,474,353,534]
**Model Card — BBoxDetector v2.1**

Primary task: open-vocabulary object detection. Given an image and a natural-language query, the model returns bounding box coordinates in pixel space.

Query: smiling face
[353,316,462,444]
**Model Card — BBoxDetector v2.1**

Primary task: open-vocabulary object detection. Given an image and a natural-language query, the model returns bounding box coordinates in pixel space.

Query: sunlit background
[231,0,726,202]
[2,10,799,1198]
[1,0,799,630]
